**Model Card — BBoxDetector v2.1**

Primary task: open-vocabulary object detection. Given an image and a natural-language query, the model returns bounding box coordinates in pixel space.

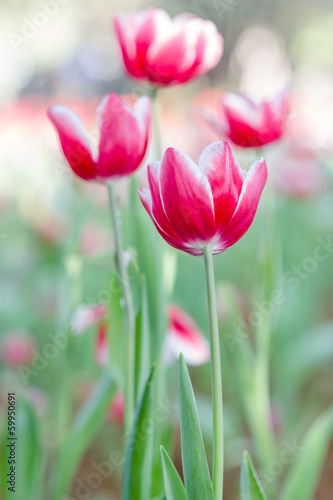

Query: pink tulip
[0,331,36,367]
[139,141,267,256]
[95,322,109,367]
[47,93,151,181]
[108,391,125,426]
[164,304,210,366]
[204,90,289,148]
[71,303,107,334]
[114,8,223,86]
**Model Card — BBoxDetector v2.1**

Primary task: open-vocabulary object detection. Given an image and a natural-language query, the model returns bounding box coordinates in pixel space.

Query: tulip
[0,331,36,367]
[47,93,151,181]
[71,303,107,334]
[114,8,223,86]
[139,141,267,256]
[204,90,289,148]
[108,391,125,426]
[164,304,210,366]
[95,322,109,367]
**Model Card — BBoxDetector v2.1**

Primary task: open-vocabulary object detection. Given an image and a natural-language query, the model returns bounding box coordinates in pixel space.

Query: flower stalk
[107,182,136,434]
[203,246,224,500]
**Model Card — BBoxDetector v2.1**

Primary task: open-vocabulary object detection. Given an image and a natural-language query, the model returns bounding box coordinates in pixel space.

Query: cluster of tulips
[40,6,331,500]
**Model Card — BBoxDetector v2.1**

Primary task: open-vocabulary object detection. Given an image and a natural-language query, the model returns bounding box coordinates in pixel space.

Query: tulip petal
[133,96,152,158]
[47,105,97,180]
[198,141,246,227]
[215,158,268,250]
[96,93,142,178]
[138,187,202,256]
[159,148,216,244]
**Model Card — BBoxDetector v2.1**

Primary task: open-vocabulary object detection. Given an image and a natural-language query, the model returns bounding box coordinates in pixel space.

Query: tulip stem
[203,246,224,500]
[107,182,136,434]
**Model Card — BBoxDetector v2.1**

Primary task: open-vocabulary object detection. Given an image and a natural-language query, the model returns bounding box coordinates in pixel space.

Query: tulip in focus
[139,141,267,256]
[0,331,36,367]
[114,8,223,86]
[204,90,289,148]
[71,303,107,334]
[164,304,210,366]
[47,93,151,181]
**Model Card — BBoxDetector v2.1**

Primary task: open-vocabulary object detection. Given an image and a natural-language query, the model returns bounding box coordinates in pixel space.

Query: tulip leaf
[280,405,333,500]
[240,451,267,500]
[122,368,155,500]
[56,370,116,498]
[134,276,151,405]
[178,354,215,500]
[160,446,187,500]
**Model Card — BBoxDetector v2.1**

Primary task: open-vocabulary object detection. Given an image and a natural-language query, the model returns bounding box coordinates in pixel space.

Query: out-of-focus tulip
[114,8,223,86]
[164,304,210,366]
[203,90,289,148]
[71,303,107,334]
[270,144,326,199]
[0,331,36,367]
[47,93,151,181]
[108,391,125,426]
[95,322,109,367]
[139,141,267,256]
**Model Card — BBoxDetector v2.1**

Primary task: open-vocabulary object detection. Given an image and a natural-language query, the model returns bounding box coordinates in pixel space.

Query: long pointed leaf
[280,405,333,500]
[122,368,155,500]
[178,354,214,500]
[160,446,187,500]
[241,451,267,500]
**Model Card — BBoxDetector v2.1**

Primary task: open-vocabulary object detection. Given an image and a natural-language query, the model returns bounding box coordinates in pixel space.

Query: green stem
[203,247,224,500]
[107,182,136,434]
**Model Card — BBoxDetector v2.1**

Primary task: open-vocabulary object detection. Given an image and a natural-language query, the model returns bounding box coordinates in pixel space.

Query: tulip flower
[47,93,151,181]
[95,322,109,367]
[204,90,289,148]
[139,141,267,256]
[108,391,125,426]
[164,304,210,366]
[71,303,107,334]
[114,8,223,86]
[0,331,36,367]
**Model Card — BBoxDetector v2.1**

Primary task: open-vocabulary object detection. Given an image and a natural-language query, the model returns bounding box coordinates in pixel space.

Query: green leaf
[280,405,333,500]
[134,276,151,405]
[160,446,187,500]
[56,371,116,498]
[178,354,215,500]
[240,451,267,500]
[0,396,41,500]
[122,368,155,500]
[107,269,126,387]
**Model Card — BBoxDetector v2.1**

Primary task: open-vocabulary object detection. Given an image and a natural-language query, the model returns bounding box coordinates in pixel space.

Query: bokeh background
[1,0,333,499]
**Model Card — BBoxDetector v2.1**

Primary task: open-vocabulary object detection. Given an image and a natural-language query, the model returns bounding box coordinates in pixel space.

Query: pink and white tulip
[47,93,151,181]
[139,141,267,256]
[204,90,289,148]
[164,304,210,366]
[114,8,223,86]
[71,303,107,334]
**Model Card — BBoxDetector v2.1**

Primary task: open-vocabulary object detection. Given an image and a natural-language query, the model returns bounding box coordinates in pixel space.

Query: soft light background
[1,0,333,499]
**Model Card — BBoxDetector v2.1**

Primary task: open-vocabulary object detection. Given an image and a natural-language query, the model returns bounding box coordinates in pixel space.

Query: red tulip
[139,141,267,256]
[164,304,210,366]
[47,93,151,181]
[204,90,289,148]
[108,391,125,426]
[0,331,36,367]
[114,8,223,86]
[95,322,109,367]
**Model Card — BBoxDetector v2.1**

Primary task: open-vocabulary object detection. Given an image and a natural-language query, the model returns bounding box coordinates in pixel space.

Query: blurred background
[1,0,333,499]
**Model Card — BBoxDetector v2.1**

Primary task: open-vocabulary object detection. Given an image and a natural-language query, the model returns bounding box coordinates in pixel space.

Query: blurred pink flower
[203,89,289,148]
[79,223,112,257]
[0,331,36,367]
[114,8,223,86]
[163,304,210,366]
[108,391,125,426]
[47,93,151,181]
[95,322,109,367]
[271,144,326,199]
[71,303,107,334]
[139,141,267,256]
